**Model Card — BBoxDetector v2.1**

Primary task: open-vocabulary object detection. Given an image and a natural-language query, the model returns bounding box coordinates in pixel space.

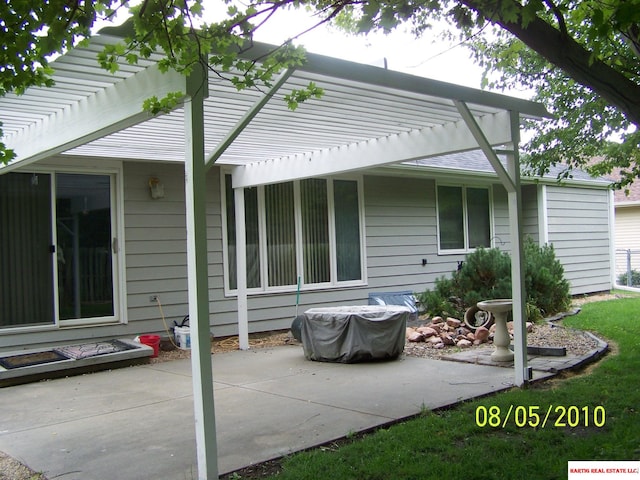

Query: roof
[397,149,611,186]
[606,169,640,204]
[0,33,550,187]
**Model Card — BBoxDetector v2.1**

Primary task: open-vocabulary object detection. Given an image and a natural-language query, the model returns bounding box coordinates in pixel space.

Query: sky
[101,2,531,98]
[232,7,493,91]
[91,1,544,110]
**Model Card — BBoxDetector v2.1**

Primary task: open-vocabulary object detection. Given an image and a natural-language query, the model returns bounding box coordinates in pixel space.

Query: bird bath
[477,299,514,362]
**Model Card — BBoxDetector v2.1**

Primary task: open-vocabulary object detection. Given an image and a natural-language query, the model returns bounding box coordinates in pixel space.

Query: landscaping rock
[474,326,490,343]
[457,339,472,348]
[441,334,455,345]
[456,327,472,337]
[446,317,461,328]
[417,326,438,337]
[406,329,424,342]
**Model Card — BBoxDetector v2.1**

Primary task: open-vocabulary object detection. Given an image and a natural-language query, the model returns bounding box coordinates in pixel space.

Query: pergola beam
[2,63,187,172]
[231,110,513,188]
[455,100,516,193]
[205,67,295,170]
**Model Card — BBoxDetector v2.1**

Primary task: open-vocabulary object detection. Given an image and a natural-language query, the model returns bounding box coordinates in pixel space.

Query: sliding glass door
[55,173,114,322]
[0,173,55,328]
[0,171,119,330]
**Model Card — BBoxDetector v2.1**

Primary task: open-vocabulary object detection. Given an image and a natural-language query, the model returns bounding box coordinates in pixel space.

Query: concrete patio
[0,342,595,480]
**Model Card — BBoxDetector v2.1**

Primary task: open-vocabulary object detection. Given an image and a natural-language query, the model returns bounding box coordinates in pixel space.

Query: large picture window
[437,185,491,252]
[224,175,364,292]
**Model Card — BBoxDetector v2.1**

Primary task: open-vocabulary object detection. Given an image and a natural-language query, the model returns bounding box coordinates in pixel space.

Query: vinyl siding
[613,206,640,280]
[545,186,612,294]
[521,185,540,241]
[492,184,511,251]
[1,161,613,350]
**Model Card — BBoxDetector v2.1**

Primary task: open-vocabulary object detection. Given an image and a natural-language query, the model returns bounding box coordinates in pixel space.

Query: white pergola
[0,31,550,479]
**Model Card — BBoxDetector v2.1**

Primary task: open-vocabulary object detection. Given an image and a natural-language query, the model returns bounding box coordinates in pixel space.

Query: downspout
[455,101,529,387]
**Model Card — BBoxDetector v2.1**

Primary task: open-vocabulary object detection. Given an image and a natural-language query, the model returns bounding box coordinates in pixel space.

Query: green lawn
[258,297,640,480]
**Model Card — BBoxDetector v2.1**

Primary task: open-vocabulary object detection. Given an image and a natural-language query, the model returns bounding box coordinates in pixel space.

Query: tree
[0,0,324,164]
[331,0,640,187]
[459,1,640,189]
[1,0,639,185]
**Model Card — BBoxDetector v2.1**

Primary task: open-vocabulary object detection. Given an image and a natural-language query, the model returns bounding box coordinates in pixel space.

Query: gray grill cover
[300,306,409,363]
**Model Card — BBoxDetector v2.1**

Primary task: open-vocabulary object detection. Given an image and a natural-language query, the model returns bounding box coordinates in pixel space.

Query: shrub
[524,240,571,316]
[618,269,640,287]
[417,238,571,320]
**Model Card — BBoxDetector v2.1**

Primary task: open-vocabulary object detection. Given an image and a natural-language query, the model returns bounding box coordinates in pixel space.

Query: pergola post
[506,110,529,387]
[455,101,529,387]
[184,64,219,479]
[234,187,250,350]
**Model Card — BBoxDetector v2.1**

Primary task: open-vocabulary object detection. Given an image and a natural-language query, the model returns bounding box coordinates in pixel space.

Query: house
[612,177,640,285]
[0,33,612,357]
[410,151,613,295]
[0,29,616,477]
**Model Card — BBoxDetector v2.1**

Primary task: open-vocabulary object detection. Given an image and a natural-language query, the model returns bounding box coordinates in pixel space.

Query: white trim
[51,173,61,329]
[436,183,494,255]
[609,189,616,289]
[56,170,123,328]
[3,64,187,172]
[231,111,515,188]
[537,184,549,245]
[0,162,126,333]
[293,180,304,282]
[615,200,640,208]
[357,176,368,284]
[234,186,249,350]
[221,173,367,296]
[220,171,232,294]
[327,179,338,284]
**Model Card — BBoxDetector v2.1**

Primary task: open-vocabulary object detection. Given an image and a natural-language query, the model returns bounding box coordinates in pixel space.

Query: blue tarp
[368,290,419,322]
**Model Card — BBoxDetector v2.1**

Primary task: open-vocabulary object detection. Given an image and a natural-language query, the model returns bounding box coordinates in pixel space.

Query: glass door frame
[2,162,127,332]
[55,168,123,327]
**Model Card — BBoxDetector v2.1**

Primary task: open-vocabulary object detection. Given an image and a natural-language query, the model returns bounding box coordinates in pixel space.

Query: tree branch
[461,0,640,127]
[541,0,568,36]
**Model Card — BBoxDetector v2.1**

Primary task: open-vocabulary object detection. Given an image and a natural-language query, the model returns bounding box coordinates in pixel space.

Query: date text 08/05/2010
[475,405,605,429]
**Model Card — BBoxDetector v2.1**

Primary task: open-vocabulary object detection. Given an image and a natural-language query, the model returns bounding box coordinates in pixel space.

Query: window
[437,185,491,252]
[301,179,330,284]
[224,175,364,292]
[1,169,123,330]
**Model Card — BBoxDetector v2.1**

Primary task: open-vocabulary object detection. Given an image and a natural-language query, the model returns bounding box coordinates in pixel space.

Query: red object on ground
[138,335,161,358]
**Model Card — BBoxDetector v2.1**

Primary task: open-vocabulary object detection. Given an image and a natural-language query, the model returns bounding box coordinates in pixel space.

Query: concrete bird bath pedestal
[477,299,514,362]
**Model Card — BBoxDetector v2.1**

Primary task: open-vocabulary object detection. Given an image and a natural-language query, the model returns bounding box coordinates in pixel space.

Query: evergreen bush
[618,269,640,287]
[417,238,571,320]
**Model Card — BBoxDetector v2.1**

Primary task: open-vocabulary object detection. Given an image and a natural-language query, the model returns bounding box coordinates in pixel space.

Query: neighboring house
[612,176,640,284]
[0,34,613,353]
